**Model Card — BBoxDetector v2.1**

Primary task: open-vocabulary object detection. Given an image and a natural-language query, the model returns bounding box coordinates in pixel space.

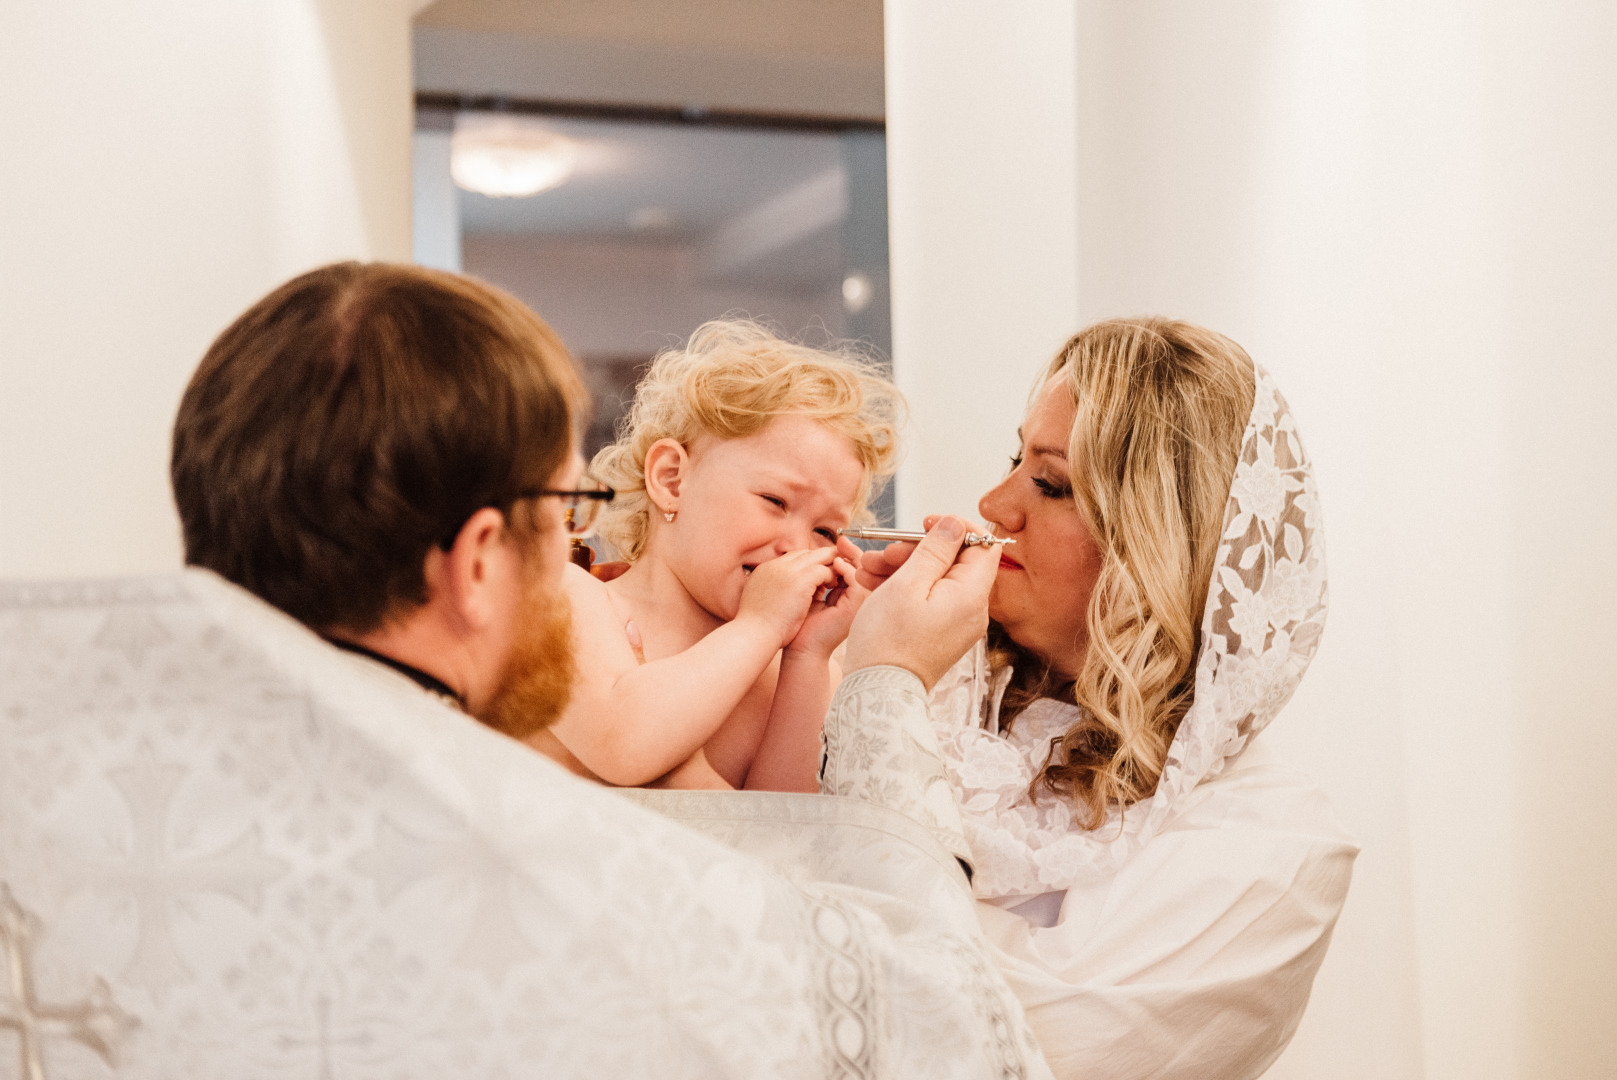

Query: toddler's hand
[788,553,868,660]
[736,547,838,647]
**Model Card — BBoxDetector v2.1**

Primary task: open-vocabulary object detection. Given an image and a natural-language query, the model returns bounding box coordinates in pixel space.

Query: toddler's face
[661,413,864,621]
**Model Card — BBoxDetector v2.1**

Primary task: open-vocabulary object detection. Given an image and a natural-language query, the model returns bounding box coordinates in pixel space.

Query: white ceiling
[416,0,884,62]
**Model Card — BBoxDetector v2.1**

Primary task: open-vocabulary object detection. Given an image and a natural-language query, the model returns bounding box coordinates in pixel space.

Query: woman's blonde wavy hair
[590,320,904,561]
[991,317,1255,829]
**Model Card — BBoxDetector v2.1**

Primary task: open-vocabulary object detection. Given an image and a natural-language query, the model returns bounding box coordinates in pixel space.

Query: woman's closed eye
[1011,453,1072,499]
[813,526,838,544]
[1032,475,1072,500]
[759,493,786,510]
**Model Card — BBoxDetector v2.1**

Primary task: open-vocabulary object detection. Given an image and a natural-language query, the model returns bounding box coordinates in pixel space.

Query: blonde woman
[531,320,901,793]
[826,318,1357,1079]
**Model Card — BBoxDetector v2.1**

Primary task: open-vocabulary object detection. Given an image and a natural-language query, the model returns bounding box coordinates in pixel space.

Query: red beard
[481,571,577,740]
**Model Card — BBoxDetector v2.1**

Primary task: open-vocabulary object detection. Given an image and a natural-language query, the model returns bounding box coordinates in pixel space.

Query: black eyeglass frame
[524,486,615,533]
[510,485,616,505]
[437,484,616,549]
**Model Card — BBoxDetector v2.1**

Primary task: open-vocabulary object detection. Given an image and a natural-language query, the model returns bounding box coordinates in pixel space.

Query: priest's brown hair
[171,261,585,634]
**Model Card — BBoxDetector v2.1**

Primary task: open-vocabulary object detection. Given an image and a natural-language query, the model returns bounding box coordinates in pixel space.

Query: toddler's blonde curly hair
[590,320,904,562]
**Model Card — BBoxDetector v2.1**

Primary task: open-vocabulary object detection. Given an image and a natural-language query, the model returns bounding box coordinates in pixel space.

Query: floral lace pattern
[931,362,1330,899]
[821,666,976,877]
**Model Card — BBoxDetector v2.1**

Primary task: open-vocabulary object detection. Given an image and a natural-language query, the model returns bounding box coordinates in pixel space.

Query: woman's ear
[643,438,689,514]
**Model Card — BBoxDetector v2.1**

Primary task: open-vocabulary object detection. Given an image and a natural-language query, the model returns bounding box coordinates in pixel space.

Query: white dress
[874,360,1358,1079]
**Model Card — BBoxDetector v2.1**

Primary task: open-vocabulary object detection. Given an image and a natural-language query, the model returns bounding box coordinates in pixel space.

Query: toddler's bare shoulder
[561,560,612,606]
[560,564,637,671]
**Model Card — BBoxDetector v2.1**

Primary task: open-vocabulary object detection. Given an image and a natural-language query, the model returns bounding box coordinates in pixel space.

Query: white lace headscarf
[933,360,1328,896]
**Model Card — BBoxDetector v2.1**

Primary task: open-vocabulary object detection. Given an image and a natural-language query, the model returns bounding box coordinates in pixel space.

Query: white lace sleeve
[820,665,975,879]
[927,644,1100,898]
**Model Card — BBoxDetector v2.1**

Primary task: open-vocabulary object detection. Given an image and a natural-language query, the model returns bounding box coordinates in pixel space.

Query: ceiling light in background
[842,272,874,313]
[451,115,577,198]
[630,206,679,233]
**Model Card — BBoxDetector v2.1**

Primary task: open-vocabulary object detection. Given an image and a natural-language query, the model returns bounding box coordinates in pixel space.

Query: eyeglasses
[439,478,616,549]
[512,477,615,538]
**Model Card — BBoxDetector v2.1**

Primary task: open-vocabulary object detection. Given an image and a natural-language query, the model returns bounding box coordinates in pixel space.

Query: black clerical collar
[324,637,465,709]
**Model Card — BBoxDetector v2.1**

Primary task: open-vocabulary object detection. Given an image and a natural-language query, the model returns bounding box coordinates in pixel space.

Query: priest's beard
[481,564,577,741]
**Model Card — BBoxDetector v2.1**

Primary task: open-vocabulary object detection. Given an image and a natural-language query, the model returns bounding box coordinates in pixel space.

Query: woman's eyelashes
[1010,453,1072,500]
[814,527,838,543]
[1033,475,1073,500]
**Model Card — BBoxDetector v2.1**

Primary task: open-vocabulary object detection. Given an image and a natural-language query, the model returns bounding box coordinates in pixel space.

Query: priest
[0,262,1047,1079]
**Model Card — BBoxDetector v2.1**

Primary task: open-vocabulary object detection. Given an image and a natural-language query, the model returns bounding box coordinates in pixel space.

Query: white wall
[414,0,886,122]
[884,0,1080,525]
[1071,6,1431,1077]
[887,1,1617,1078]
[412,127,462,272]
[0,0,416,579]
[415,26,886,123]
[1483,8,1617,1074]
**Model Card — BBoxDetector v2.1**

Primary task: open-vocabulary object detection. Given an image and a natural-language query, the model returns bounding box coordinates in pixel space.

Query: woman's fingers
[835,535,864,564]
[898,517,973,578]
[840,516,995,690]
[854,554,897,591]
[854,541,915,582]
[882,540,917,566]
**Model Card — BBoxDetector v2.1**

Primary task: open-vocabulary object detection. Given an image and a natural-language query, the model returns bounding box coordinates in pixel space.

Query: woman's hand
[842,516,997,691]
[852,514,944,591]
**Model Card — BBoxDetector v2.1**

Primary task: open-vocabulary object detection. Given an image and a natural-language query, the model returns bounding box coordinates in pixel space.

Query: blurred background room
[410,0,892,482]
[2,2,1613,1078]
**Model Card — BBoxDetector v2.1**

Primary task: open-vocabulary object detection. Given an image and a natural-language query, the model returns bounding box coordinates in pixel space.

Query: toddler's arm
[545,551,839,787]
[648,747,732,790]
[741,652,839,792]
[743,543,868,792]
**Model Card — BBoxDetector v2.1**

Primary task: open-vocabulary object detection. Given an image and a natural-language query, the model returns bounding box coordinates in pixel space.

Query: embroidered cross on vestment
[0,882,138,1080]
